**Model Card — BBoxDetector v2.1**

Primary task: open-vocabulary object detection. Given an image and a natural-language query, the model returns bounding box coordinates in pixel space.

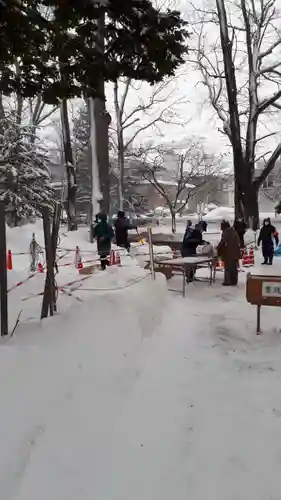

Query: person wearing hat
[92,212,114,270]
[114,210,137,252]
[217,220,240,286]
[258,218,279,265]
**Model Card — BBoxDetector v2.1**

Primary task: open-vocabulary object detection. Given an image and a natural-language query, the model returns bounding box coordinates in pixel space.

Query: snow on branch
[0,115,54,226]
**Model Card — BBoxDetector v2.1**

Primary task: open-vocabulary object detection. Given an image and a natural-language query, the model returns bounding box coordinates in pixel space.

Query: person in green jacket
[92,212,114,270]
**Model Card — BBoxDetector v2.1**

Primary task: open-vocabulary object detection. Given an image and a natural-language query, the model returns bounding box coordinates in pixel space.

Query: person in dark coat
[181,222,203,282]
[233,218,247,249]
[181,222,203,257]
[257,218,279,265]
[92,212,114,270]
[114,211,137,252]
[200,220,208,232]
[217,221,240,286]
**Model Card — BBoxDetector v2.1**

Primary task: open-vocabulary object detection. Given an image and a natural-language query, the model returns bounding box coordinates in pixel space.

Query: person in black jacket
[200,220,208,232]
[258,218,279,265]
[92,212,114,270]
[181,223,203,282]
[181,223,203,257]
[114,211,137,252]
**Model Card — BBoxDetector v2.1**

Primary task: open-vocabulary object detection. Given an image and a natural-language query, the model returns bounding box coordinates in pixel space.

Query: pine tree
[0,1,188,102]
[0,117,54,226]
[1,0,188,226]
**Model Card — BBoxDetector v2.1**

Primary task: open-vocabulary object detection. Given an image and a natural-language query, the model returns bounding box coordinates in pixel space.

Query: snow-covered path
[2,272,281,500]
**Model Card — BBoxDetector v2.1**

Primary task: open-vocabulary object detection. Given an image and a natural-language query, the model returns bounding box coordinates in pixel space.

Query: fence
[0,202,62,336]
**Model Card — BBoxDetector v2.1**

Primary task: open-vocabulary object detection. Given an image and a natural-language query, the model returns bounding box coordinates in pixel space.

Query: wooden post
[147,227,155,280]
[257,305,261,335]
[254,231,258,250]
[51,203,61,312]
[41,207,55,319]
[0,203,8,336]
[182,268,186,297]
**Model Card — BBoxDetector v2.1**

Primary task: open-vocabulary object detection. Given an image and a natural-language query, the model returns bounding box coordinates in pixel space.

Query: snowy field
[2,220,281,499]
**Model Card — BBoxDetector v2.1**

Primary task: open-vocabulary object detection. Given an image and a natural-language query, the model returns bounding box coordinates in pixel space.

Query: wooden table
[148,256,216,297]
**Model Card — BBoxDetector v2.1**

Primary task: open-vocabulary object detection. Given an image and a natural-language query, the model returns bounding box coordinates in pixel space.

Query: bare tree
[28,96,59,144]
[190,0,281,228]
[133,140,222,232]
[261,163,281,205]
[111,76,188,210]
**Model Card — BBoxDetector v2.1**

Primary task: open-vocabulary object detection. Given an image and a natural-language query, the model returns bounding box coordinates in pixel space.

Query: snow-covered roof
[138,179,195,189]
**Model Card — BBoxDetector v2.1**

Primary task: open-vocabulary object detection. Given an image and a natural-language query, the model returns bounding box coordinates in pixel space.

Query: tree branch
[254,143,281,188]
[258,89,281,114]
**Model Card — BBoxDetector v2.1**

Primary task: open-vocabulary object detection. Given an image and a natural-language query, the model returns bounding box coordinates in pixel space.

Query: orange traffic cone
[116,251,121,266]
[7,250,12,270]
[242,247,250,266]
[109,250,116,266]
[249,245,255,266]
[216,258,224,270]
[75,246,83,269]
[37,262,44,273]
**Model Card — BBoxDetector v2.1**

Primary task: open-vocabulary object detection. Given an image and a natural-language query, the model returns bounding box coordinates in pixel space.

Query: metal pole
[0,203,8,336]
[147,227,155,280]
[254,231,258,250]
[257,305,261,335]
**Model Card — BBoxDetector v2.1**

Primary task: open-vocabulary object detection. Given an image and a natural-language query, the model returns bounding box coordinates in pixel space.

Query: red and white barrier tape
[8,273,37,293]
[21,274,92,302]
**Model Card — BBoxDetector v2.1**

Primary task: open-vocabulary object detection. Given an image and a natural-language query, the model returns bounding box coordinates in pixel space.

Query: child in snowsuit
[92,212,114,270]
[258,218,279,265]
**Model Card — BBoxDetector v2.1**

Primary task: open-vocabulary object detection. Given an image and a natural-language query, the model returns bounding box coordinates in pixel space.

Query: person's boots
[222,269,231,286]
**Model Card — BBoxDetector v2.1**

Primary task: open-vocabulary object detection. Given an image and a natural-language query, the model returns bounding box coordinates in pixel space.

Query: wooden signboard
[246,273,281,334]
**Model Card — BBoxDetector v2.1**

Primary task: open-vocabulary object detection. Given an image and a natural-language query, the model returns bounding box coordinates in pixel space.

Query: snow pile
[204,206,234,221]
[3,237,281,499]
[132,243,173,262]
[0,273,168,500]
[3,249,281,499]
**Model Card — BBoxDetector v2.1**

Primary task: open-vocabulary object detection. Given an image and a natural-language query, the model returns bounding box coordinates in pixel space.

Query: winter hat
[98,212,107,222]
[221,220,230,231]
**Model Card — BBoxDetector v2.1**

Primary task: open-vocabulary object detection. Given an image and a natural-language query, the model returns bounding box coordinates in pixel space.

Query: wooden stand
[246,273,281,335]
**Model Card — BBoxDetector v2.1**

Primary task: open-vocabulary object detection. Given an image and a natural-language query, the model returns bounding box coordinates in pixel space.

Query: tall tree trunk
[117,119,125,211]
[114,80,125,210]
[243,185,259,230]
[94,14,110,214]
[171,210,176,233]
[60,99,77,231]
[88,98,102,218]
[234,176,244,220]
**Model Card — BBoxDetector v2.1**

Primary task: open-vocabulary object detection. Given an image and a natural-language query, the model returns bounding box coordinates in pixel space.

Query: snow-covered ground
[2,221,281,499]
[5,220,169,330]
